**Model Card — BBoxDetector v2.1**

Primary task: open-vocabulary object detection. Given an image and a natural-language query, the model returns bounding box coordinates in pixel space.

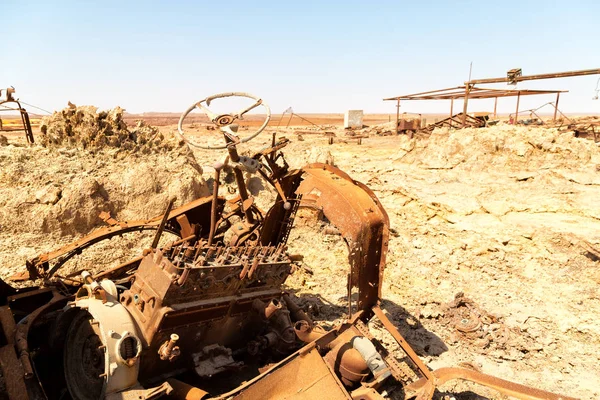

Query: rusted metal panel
[231,348,349,400]
[398,118,420,131]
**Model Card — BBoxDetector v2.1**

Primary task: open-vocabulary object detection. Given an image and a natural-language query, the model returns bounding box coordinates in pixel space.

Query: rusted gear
[455,315,481,333]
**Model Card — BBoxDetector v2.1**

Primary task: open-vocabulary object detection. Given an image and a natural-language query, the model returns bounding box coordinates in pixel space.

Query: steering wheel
[177,92,271,150]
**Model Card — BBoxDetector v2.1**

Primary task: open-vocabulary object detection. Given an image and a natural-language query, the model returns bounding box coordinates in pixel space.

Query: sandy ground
[1,114,599,399]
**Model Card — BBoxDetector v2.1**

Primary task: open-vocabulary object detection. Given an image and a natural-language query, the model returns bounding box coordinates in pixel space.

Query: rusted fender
[296,163,389,312]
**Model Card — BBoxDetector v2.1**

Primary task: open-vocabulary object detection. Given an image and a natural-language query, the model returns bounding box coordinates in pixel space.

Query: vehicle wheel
[63,310,105,400]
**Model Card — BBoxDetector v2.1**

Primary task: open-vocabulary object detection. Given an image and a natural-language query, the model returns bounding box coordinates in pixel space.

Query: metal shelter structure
[460,68,600,128]
[0,87,35,143]
[383,86,567,135]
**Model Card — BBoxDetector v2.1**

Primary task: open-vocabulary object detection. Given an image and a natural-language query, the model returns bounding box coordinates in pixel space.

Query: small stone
[35,186,62,205]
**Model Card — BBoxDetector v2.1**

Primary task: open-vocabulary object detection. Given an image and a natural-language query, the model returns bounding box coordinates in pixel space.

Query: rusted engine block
[121,240,297,378]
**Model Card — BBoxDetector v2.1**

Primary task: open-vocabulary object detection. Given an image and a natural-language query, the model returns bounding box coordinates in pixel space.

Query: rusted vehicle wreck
[0,93,574,399]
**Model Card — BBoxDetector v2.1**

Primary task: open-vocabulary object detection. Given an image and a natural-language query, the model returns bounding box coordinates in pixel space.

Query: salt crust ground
[1,122,599,399]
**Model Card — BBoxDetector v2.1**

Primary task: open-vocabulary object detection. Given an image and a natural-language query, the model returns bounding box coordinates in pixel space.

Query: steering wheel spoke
[178,92,271,150]
[235,99,262,120]
[195,102,219,122]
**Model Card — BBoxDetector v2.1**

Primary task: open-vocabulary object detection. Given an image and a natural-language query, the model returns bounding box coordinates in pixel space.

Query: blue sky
[2,0,600,114]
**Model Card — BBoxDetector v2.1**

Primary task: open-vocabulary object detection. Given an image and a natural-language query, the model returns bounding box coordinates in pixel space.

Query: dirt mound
[40,105,186,154]
[0,141,210,279]
[396,125,600,170]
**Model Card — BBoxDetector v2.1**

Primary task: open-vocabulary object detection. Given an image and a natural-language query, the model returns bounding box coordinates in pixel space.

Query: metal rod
[493,97,498,118]
[208,163,223,246]
[372,305,434,381]
[151,197,176,249]
[467,68,600,85]
[461,86,470,127]
[450,98,454,118]
[290,113,320,127]
[514,92,521,124]
[234,168,254,223]
[395,99,400,135]
[383,86,464,101]
[553,93,560,122]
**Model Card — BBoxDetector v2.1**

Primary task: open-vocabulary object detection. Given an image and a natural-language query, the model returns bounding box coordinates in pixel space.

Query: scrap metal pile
[0,93,576,400]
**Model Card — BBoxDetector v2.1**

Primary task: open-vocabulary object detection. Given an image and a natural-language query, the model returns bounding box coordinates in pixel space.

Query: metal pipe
[166,378,209,399]
[294,320,326,343]
[467,68,600,85]
[151,197,176,249]
[553,92,560,122]
[159,334,181,362]
[450,98,454,118]
[515,92,521,124]
[493,97,498,118]
[395,99,400,135]
[407,367,577,400]
[264,299,283,319]
[461,86,471,127]
[233,168,254,223]
[282,294,313,327]
[207,162,223,246]
[165,334,179,354]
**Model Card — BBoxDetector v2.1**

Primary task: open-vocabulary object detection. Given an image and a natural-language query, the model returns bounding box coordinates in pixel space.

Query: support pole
[461,86,471,127]
[395,99,400,135]
[493,97,498,118]
[553,92,560,122]
[450,98,454,118]
[515,92,521,124]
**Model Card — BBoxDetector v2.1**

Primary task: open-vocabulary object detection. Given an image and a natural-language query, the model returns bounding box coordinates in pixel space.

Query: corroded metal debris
[0,93,576,400]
